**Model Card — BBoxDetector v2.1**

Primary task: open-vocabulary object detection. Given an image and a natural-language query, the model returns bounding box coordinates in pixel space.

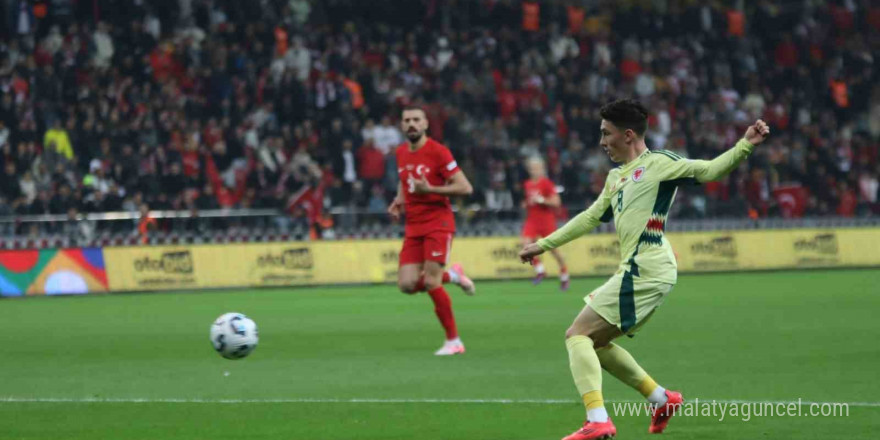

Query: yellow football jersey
[538,139,755,284]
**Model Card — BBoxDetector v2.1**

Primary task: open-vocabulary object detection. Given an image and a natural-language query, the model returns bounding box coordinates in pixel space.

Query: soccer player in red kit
[388,107,476,356]
[522,157,570,290]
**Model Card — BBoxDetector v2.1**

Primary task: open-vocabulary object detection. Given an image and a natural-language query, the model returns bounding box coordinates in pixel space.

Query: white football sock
[446,337,462,345]
[534,263,545,273]
[560,272,570,281]
[587,407,609,423]
[647,385,668,406]
[446,270,460,284]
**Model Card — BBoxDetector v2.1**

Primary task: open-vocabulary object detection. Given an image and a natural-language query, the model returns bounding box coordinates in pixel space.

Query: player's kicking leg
[561,305,620,440]
[595,341,683,433]
[562,303,682,439]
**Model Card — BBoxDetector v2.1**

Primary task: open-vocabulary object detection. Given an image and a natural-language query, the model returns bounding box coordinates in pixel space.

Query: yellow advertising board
[103,228,880,292]
[104,241,405,291]
[669,228,880,272]
[105,246,213,291]
[445,235,622,279]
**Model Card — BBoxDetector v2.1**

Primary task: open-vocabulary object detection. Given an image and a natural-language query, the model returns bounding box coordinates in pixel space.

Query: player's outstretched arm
[520,185,611,263]
[697,119,769,182]
[413,171,473,196]
[663,120,770,183]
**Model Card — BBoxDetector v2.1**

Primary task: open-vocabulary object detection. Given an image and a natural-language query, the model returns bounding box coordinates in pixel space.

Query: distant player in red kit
[522,157,570,290]
[388,107,476,356]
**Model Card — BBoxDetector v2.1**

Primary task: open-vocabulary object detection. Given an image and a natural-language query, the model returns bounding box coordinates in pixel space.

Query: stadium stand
[0,0,877,247]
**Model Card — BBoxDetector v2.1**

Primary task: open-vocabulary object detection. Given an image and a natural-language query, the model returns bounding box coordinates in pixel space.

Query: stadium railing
[0,207,878,249]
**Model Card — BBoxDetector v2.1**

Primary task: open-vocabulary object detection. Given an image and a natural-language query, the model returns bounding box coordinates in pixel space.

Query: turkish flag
[773,185,809,218]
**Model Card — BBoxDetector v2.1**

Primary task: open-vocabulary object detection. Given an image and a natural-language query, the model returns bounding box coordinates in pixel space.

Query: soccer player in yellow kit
[519,99,770,440]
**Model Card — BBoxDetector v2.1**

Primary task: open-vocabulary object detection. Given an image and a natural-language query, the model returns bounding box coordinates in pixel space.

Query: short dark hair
[600,98,649,137]
[401,105,427,117]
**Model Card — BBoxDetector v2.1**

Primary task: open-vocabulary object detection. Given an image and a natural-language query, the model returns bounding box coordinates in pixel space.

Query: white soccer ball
[210,313,259,360]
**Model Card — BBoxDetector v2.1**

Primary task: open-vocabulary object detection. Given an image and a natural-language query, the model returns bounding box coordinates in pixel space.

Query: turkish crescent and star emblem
[632,167,646,182]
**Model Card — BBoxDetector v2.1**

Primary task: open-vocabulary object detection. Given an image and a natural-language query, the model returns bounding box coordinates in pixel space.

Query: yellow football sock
[595,342,658,397]
[582,390,604,410]
[565,335,603,404]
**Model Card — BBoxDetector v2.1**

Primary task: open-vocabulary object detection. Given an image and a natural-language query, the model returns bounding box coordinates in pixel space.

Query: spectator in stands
[0,120,9,147]
[247,159,280,207]
[18,170,35,204]
[0,162,21,205]
[285,36,311,83]
[43,120,73,162]
[332,138,358,204]
[357,138,385,191]
[162,163,187,201]
[366,184,387,215]
[372,116,403,155]
[49,184,74,215]
[836,181,857,217]
[91,21,114,68]
[0,0,875,246]
[195,184,219,211]
[83,163,113,195]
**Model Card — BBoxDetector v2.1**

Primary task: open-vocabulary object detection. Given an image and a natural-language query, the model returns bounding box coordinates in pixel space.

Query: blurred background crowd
[0,0,878,242]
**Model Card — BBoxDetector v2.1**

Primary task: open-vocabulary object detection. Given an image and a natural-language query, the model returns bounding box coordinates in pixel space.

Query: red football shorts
[521,219,557,239]
[399,231,454,266]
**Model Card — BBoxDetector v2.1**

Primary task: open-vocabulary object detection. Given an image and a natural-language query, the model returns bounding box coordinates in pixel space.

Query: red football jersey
[524,177,557,225]
[396,138,460,237]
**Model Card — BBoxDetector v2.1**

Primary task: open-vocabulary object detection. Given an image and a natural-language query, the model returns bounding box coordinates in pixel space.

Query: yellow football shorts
[585,270,674,336]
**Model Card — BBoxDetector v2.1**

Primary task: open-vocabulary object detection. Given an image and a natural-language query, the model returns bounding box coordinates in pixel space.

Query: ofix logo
[794,233,839,255]
[133,251,194,274]
[690,236,737,259]
[256,248,314,270]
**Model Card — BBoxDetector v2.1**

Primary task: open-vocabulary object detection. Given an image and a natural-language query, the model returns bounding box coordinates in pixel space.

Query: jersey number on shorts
[616,190,624,213]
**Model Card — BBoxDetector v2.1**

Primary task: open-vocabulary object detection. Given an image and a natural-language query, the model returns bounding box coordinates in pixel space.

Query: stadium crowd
[0,0,878,239]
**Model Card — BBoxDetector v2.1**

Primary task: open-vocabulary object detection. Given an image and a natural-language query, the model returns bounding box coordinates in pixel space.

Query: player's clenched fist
[744,119,770,145]
[518,242,545,264]
[412,175,433,194]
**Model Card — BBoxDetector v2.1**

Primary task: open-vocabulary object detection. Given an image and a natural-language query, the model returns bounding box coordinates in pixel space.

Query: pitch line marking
[0,397,878,407]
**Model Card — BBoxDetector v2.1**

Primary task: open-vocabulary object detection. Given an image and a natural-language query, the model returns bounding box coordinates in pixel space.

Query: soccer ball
[210,313,259,360]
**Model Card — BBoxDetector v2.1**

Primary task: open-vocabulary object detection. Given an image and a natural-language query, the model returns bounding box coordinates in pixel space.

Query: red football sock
[442,271,450,283]
[532,256,541,265]
[560,265,568,274]
[427,286,458,340]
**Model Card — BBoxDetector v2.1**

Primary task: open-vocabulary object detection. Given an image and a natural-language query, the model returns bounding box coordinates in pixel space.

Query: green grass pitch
[2,269,879,439]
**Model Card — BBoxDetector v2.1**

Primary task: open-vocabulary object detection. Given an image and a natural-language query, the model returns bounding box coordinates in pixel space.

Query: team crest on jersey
[632,167,646,182]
